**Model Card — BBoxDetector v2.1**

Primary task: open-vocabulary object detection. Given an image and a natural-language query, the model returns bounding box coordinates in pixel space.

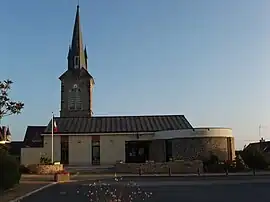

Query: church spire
[68,5,87,70]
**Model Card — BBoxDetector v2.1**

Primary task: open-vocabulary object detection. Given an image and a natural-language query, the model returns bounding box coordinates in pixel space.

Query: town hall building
[21,6,235,166]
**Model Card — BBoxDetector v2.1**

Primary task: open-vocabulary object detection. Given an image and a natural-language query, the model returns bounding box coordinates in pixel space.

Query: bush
[40,156,52,165]
[0,144,8,155]
[19,165,31,174]
[0,151,21,190]
[203,154,225,173]
[205,162,225,173]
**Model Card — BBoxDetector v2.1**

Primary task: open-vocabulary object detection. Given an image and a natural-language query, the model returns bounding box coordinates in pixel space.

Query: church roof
[60,5,94,81]
[70,5,86,70]
[23,126,46,147]
[245,140,270,153]
[59,67,94,81]
[43,115,193,134]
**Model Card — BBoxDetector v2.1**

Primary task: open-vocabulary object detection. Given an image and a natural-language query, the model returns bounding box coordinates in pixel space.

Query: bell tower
[59,5,94,117]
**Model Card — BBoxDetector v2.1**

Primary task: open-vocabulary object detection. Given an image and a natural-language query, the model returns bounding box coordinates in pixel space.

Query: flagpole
[51,112,54,164]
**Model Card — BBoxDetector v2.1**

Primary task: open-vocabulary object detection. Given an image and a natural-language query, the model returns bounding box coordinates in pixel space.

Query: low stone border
[54,173,70,182]
[115,160,203,174]
[27,164,64,175]
[0,182,55,202]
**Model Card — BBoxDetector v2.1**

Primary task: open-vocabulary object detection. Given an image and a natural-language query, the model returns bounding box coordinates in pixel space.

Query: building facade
[21,125,235,165]
[21,6,235,166]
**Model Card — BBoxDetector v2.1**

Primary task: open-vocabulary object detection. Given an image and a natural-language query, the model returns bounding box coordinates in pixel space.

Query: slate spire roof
[69,5,86,70]
[60,5,94,81]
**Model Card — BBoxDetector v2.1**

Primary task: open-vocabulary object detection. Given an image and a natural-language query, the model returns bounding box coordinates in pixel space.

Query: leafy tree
[0,79,24,119]
[0,79,24,150]
[0,80,23,189]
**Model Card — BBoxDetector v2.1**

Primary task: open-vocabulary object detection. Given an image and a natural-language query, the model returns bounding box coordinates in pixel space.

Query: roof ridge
[56,114,184,119]
[27,125,46,127]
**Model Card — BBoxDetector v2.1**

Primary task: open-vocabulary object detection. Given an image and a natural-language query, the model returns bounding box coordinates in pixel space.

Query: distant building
[21,5,235,166]
[0,126,24,160]
[244,139,270,163]
[0,126,11,144]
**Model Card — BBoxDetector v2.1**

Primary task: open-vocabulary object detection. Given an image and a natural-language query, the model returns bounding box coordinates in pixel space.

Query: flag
[53,120,58,133]
[52,114,58,134]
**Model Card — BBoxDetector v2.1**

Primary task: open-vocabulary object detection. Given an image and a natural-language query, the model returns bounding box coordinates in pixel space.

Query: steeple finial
[69,4,87,70]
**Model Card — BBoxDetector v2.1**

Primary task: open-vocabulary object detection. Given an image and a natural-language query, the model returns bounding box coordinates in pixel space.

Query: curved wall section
[149,128,235,162]
[153,128,233,140]
[171,137,235,161]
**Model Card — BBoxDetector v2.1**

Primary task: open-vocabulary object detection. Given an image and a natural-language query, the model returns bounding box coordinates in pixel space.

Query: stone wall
[60,77,94,117]
[231,137,236,160]
[149,140,166,162]
[148,137,235,163]
[28,164,64,175]
[115,160,203,174]
[172,137,234,161]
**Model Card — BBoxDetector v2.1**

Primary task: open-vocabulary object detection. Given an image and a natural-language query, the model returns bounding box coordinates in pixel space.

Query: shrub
[203,154,224,173]
[40,156,52,165]
[19,165,31,174]
[0,151,21,190]
[208,154,219,164]
[0,144,8,155]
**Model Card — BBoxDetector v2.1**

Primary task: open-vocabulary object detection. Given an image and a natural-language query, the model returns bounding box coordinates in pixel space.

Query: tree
[0,79,24,120]
[0,80,23,190]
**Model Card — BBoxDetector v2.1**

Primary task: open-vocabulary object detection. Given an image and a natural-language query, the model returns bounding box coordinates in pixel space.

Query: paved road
[19,176,270,202]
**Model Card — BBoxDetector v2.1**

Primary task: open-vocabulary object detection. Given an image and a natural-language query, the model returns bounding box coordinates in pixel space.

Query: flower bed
[27,164,64,175]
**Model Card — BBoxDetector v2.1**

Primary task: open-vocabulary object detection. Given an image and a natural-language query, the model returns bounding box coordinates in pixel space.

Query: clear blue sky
[1,0,270,149]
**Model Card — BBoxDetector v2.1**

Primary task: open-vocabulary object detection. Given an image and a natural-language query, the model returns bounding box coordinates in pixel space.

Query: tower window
[68,84,82,110]
[74,56,79,68]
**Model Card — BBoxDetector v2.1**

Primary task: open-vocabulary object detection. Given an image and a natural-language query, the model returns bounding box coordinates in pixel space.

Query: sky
[1,0,270,149]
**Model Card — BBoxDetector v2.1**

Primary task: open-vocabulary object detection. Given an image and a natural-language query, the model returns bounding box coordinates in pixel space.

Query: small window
[74,56,79,68]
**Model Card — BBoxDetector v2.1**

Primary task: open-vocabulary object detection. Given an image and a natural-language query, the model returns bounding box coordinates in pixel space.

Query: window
[166,140,172,162]
[74,56,79,69]
[92,140,100,165]
[68,84,83,110]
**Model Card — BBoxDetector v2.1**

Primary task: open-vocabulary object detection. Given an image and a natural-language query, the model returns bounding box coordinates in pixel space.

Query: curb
[8,172,80,202]
[1,184,20,194]
[9,182,57,202]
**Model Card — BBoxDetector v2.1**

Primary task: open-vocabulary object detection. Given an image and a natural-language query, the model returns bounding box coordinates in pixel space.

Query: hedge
[0,147,21,190]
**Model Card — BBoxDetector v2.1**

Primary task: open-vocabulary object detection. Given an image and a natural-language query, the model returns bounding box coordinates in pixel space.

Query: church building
[21,6,235,166]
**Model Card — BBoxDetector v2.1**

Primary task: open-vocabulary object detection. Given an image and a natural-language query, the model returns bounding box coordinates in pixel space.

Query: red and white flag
[53,120,58,133]
[52,114,58,134]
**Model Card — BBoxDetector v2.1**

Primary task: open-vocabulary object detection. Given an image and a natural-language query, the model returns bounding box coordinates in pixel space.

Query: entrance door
[61,136,69,164]
[125,141,150,163]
